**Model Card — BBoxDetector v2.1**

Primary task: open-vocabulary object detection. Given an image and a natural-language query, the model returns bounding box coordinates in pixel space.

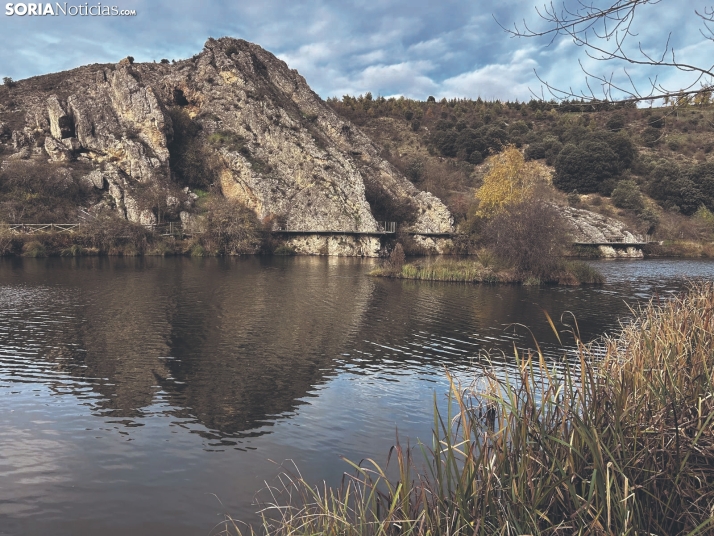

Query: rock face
[0,38,453,255]
[559,205,645,258]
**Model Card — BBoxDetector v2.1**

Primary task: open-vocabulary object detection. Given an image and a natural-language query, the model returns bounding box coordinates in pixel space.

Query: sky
[0,0,711,102]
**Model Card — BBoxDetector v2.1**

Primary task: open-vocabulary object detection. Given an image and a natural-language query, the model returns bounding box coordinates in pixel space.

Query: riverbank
[370,258,604,285]
[234,282,714,535]
[2,226,714,262]
[566,240,714,259]
[0,223,280,257]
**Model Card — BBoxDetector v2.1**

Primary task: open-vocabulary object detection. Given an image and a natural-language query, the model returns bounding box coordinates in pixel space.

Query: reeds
[225,282,714,536]
[370,258,603,285]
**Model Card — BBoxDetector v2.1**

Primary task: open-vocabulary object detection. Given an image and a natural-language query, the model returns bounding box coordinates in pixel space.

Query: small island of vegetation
[372,146,606,285]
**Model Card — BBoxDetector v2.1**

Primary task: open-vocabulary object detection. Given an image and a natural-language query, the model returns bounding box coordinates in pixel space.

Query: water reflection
[0,256,712,534]
[3,257,712,440]
[0,257,379,439]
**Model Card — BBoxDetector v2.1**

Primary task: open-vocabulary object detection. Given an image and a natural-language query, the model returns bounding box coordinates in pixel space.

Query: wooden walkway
[573,241,649,248]
[2,221,456,238]
[4,223,82,234]
[270,221,454,238]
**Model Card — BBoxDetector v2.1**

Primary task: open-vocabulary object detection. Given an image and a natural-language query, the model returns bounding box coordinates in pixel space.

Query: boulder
[44,136,72,162]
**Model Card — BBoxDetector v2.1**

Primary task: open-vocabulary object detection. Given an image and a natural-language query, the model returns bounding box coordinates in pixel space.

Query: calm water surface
[0,256,713,535]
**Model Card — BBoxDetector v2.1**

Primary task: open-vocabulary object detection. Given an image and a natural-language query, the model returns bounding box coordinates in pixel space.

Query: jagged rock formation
[559,205,645,258]
[0,37,453,255]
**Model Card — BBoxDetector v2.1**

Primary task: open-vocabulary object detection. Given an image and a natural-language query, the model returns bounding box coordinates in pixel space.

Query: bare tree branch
[497,0,714,104]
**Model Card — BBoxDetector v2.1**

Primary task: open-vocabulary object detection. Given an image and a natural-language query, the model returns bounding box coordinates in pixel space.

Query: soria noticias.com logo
[5,3,136,16]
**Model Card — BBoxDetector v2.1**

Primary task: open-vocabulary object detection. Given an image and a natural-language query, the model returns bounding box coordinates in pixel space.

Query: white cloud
[0,0,709,103]
[440,49,539,101]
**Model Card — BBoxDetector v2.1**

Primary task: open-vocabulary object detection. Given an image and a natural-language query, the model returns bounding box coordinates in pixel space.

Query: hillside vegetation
[329,95,714,246]
[2,39,714,259]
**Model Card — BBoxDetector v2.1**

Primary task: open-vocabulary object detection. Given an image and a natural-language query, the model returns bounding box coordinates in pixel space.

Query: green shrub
[567,189,581,206]
[605,112,627,131]
[60,244,84,257]
[638,206,660,234]
[646,162,707,215]
[611,179,644,210]
[554,141,620,193]
[588,130,636,170]
[207,131,246,153]
[22,241,46,257]
[687,162,714,210]
[431,130,458,157]
[524,141,546,160]
[668,138,682,151]
[641,126,663,147]
[273,244,296,255]
[562,260,605,284]
[694,205,714,234]
[454,128,486,160]
[189,243,206,257]
[648,114,665,128]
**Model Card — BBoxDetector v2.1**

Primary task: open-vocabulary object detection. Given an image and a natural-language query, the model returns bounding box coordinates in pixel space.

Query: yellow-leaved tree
[476,145,550,217]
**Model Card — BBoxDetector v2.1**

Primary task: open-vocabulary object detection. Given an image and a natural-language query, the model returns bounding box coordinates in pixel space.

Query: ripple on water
[0,256,711,534]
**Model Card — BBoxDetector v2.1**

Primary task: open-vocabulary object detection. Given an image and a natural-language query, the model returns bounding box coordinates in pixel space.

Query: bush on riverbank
[228,283,714,535]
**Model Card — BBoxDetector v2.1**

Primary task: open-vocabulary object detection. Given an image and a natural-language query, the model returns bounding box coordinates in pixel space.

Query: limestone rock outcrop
[559,205,645,258]
[0,37,453,255]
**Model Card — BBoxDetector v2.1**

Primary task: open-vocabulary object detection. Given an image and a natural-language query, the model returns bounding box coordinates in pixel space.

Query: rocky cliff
[0,37,453,256]
[560,205,645,258]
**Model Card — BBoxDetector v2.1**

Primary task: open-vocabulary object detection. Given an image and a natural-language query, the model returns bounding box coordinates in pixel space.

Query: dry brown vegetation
[224,282,714,536]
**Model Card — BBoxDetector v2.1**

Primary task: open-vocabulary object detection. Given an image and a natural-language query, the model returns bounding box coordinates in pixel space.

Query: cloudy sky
[0,0,710,102]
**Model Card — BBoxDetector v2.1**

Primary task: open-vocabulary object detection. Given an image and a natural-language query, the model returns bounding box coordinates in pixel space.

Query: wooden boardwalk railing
[3,221,461,239]
[4,223,82,234]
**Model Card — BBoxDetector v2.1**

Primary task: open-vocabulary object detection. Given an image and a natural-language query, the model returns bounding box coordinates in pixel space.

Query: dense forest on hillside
[328,94,714,242]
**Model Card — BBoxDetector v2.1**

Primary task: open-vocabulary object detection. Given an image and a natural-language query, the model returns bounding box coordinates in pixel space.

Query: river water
[0,256,712,535]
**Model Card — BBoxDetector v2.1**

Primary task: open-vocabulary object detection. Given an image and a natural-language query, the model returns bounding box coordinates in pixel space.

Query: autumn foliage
[475,145,550,216]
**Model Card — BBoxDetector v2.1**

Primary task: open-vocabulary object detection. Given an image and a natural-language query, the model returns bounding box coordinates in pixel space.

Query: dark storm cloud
[0,0,708,101]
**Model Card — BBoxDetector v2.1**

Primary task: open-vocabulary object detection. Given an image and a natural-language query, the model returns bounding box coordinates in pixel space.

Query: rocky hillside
[329,93,714,246]
[0,38,453,255]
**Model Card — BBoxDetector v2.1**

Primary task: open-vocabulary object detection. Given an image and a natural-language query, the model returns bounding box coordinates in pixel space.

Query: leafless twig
[497,0,714,104]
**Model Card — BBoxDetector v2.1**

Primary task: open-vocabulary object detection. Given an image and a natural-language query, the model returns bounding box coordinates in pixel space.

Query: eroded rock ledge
[560,205,645,258]
[1,37,454,256]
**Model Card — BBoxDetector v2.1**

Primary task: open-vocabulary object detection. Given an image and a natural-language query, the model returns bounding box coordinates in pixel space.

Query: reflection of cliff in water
[155,257,376,438]
[0,257,375,439]
[0,257,633,442]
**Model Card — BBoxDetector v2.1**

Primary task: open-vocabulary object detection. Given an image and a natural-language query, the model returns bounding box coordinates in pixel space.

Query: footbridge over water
[573,241,651,249]
[270,221,456,238]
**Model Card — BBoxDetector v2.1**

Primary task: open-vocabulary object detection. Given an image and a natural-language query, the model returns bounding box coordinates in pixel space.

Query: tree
[484,199,568,277]
[202,197,263,255]
[503,1,714,104]
[553,141,620,193]
[645,162,707,215]
[611,179,644,210]
[476,145,550,216]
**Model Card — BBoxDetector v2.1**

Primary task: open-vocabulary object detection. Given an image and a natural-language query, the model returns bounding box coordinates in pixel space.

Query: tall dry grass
[370,258,603,285]
[222,282,714,536]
